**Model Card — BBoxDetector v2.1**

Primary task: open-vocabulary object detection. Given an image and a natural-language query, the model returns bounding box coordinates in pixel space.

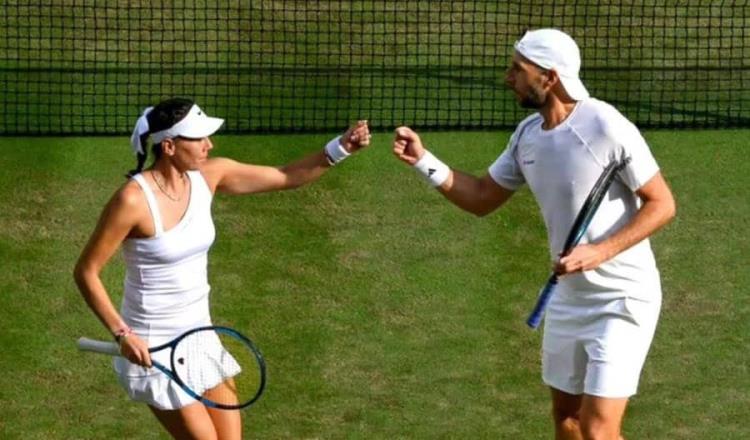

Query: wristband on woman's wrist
[324,135,351,166]
[413,150,451,187]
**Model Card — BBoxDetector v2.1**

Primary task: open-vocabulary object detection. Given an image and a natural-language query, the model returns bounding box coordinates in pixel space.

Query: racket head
[169,326,266,410]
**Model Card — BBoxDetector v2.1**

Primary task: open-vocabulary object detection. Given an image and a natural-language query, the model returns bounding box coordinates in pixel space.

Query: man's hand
[555,243,610,275]
[392,126,426,165]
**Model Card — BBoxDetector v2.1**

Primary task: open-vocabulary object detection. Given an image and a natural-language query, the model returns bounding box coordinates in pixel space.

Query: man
[392,29,675,440]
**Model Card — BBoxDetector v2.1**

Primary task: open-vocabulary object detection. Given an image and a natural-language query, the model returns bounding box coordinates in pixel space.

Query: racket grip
[526,275,558,329]
[77,337,120,356]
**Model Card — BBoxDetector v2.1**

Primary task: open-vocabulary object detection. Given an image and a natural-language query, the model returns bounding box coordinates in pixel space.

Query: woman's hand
[341,120,372,153]
[119,333,153,368]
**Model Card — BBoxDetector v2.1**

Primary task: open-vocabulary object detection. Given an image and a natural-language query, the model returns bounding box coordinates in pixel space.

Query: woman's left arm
[204,121,371,195]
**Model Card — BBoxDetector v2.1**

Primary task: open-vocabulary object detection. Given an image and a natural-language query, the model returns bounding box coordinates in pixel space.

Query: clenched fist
[392,126,426,165]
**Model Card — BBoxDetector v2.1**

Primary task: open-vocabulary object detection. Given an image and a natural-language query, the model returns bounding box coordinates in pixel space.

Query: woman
[74,97,370,439]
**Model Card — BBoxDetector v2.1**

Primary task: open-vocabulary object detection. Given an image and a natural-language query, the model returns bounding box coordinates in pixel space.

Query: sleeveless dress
[113,170,236,410]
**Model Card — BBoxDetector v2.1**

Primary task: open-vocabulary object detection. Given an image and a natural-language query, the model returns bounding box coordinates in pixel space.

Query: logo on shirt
[522,159,535,165]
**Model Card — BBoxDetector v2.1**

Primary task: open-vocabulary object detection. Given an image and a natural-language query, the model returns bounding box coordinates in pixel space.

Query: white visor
[151,104,224,144]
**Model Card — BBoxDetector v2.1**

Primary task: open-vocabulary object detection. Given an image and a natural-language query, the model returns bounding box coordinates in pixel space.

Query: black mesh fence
[1,1,748,135]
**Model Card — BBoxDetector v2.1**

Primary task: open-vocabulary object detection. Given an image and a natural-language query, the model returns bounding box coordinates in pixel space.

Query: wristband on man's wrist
[413,150,451,187]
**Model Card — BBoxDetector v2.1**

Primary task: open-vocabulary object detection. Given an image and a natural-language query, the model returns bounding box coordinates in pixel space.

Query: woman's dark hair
[127,97,195,177]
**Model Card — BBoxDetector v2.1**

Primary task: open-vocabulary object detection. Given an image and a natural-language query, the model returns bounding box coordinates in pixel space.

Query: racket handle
[526,275,558,329]
[77,337,120,356]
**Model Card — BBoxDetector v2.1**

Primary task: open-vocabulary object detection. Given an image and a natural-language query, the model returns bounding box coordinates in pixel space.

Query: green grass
[0,129,748,439]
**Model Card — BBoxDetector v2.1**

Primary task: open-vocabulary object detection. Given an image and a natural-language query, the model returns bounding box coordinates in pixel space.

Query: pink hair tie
[113,325,133,344]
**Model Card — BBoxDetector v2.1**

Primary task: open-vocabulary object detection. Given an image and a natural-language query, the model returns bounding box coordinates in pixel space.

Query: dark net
[1,1,748,135]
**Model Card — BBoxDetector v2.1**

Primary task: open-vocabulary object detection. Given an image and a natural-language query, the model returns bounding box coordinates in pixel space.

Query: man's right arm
[437,170,514,217]
[393,126,514,216]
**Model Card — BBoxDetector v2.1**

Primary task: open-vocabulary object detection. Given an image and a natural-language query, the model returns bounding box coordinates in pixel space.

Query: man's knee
[580,414,621,440]
[550,388,583,437]
[552,404,579,422]
[579,395,627,440]
[552,404,581,436]
[558,416,582,434]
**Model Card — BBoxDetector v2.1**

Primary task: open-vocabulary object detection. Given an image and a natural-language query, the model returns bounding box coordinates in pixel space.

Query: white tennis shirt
[489,98,661,301]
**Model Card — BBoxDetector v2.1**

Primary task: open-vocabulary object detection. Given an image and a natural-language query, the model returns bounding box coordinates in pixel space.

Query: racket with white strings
[78,325,266,409]
[526,158,631,329]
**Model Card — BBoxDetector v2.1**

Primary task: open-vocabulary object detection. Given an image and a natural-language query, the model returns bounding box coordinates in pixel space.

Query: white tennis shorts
[542,293,661,398]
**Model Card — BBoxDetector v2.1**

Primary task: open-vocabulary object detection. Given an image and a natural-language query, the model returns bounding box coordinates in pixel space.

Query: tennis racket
[526,158,631,329]
[78,325,266,409]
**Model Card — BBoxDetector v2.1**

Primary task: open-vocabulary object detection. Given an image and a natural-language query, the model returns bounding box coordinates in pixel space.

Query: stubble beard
[519,85,547,109]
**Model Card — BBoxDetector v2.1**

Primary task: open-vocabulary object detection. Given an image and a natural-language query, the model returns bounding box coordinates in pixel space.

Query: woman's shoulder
[89,178,150,234]
[198,157,240,191]
[109,177,148,212]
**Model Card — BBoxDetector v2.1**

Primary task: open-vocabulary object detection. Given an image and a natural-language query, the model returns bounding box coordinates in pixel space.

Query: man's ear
[543,69,561,90]
[546,70,576,101]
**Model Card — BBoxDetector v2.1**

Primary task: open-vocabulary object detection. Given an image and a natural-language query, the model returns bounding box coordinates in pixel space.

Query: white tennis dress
[489,98,662,397]
[113,170,225,410]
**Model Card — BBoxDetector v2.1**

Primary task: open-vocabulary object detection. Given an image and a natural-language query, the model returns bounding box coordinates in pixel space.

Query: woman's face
[172,136,213,170]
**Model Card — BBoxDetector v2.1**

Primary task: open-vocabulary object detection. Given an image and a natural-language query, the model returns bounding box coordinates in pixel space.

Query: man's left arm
[557,171,676,274]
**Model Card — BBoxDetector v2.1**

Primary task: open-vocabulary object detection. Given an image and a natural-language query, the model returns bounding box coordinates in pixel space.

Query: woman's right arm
[73,183,152,366]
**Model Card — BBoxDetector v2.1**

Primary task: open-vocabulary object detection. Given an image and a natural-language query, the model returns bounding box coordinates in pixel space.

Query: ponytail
[126,149,148,178]
[125,99,193,177]
[127,106,154,178]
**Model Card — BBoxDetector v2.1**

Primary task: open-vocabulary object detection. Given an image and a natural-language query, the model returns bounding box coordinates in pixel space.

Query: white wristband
[413,151,450,187]
[324,136,351,166]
